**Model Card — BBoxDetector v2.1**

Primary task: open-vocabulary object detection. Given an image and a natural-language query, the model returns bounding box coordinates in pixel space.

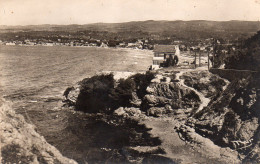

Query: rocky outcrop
[143,82,200,115]
[188,74,260,162]
[63,70,227,117]
[0,100,77,164]
[176,124,240,163]
[63,85,80,106]
[63,69,260,163]
[63,71,205,116]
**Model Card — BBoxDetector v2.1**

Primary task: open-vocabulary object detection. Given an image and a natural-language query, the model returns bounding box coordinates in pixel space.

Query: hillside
[1,20,260,33]
[1,20,260,41]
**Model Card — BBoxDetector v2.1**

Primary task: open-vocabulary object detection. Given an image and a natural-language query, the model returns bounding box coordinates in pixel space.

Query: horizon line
[1,19,260,27]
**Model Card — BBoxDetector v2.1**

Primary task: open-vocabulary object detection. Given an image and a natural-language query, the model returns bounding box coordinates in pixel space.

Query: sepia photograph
[0,0,260,163]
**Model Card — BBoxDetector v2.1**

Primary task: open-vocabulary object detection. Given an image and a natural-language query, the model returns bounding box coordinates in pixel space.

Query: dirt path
[175,68,211,113]
[140,115,240,164]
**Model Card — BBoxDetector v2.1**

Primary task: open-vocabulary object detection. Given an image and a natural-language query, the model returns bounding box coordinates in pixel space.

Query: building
[152,45,176,69]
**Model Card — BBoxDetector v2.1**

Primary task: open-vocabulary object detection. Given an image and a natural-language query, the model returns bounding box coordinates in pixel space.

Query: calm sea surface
[0,45,154,163]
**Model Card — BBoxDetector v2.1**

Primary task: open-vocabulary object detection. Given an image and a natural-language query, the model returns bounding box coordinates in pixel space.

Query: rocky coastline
[62,69,260,163]
[2,67,258,163]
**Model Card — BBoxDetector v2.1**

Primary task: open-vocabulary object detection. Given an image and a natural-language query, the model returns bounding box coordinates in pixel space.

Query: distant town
[0,35,239,54]
[1,20,258,71]
[1,20,256,53]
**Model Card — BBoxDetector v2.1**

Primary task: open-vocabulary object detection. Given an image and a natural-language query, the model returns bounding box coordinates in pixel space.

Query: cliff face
[0,99,77,164]
[190,74,260,162]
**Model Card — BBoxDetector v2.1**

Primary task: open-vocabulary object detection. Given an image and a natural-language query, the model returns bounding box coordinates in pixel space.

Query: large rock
[114,107,143,118]
[63,85,80,106]
[142,82,200,112]
[130,92,142,107]
[147,107,167,117]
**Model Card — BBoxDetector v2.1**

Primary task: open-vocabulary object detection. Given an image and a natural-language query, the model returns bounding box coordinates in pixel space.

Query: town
[0,32,240,52]
[0,32,242,71]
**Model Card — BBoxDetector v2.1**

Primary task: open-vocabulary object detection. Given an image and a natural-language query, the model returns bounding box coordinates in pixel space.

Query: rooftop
[153,45,176,53]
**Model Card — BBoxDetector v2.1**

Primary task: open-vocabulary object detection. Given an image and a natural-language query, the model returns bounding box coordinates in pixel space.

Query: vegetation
[224,31,260,71]
[111,78,136,107]
[76,74,116,113]
[76,72,155,113]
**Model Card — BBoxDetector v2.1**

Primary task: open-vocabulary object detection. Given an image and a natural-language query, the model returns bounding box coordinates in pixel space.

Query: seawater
[0,45,155,163]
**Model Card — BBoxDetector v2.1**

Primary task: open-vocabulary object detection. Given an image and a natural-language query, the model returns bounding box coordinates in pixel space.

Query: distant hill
[1,20,260,33]
[1,20,260,41]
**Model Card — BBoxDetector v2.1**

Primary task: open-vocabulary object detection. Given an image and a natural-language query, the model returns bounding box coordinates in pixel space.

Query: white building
[152,45,176,69]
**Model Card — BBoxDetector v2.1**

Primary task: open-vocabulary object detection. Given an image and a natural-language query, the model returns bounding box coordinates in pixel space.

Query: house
[152,45,176,69]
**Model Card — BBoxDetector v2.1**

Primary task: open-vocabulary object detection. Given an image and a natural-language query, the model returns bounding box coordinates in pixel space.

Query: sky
[0,0,260,25]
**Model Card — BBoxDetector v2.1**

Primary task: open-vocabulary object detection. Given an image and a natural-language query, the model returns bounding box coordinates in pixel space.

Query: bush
[110,78,136,107]
[76,74,116,113]
[75,71,155,113]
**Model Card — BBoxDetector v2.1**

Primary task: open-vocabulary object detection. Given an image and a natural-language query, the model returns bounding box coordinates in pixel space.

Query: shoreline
[0,44,153,53]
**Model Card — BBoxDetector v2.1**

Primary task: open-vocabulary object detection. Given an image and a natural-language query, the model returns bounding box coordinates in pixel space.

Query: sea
[0,45,156,163]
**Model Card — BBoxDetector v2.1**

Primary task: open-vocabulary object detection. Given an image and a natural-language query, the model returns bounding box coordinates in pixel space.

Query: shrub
[110,78,136,107]
[76,74,116,113]
[75,71,155,113]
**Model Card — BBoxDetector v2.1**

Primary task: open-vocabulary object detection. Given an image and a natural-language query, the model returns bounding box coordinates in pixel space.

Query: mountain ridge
[1,20,260,33]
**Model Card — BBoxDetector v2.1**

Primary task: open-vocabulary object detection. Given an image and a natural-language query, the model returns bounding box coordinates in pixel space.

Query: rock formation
[189,74,260,163]
[0,99,77,164]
